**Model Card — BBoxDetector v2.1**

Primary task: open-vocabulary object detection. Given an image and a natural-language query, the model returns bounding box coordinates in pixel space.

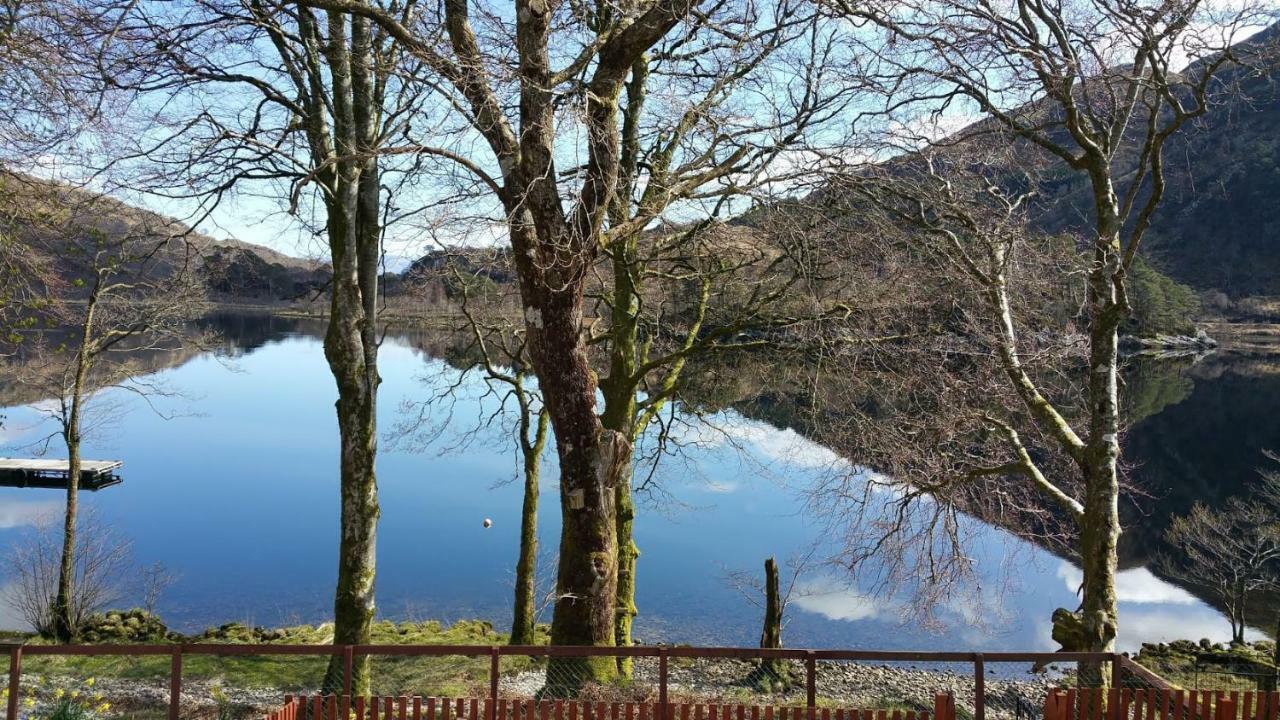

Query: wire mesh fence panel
[977,658,1094,720]
[661,655,801,707]
[369,651,492,699]
[181,650,333,720]
[813,658,972,718]
[498,652,661,704]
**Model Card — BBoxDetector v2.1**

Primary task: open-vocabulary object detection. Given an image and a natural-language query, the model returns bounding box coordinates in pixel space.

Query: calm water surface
[0,314,1271,651]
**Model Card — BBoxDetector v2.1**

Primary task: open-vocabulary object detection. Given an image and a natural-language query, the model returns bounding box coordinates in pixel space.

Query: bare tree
[7,176,208,642]
[1,509,132,638]
[394,254,550,646]
[0,0,116,354]
[583,3,853,671]
[1161,475,1280,644]
[818,0,1273,664]
[0,0,115,165]
[106,0,439,692]
[292,1,855,684]
[138,561,180,619]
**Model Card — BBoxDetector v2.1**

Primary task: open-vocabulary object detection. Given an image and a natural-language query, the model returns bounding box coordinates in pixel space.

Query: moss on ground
[1133,639,1277,691]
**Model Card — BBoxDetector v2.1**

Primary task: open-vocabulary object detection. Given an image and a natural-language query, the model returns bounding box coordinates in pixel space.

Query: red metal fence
[264,693,958,720]
[1,643,1154,720]
[1045,689,1280,720]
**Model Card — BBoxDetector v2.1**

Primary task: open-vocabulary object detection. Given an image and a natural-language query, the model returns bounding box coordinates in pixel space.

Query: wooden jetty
[0,458,123,490]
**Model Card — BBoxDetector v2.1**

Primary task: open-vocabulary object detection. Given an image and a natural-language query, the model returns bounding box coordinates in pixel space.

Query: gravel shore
[24,659,1055,720]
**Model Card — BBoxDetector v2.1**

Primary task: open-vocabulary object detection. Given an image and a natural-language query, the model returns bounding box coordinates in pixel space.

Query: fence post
[343,646,354,700]
[169,646,183,720]
[974,654,985,720]
[1111,655,1123,692]
[489,647,500,720]
[806,651,816,719]
[1216,698,1236,720]
[658,647,669,720]
[936,692,955,720]
[6,646,21,720]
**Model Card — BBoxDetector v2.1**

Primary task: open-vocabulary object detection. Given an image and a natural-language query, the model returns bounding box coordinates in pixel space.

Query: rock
[79,609,169,642]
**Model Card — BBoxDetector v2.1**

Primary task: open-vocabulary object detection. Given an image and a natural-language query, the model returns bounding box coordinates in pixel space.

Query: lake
[0,313,1273,652]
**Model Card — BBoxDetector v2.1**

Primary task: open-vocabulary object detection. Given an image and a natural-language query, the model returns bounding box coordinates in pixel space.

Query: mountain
[1026,23,1280,299]
[197,239,330,301]
[0,172,330,303]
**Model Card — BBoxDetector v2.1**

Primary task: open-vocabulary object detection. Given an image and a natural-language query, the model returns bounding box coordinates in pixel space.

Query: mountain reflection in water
[0,311,1272,649]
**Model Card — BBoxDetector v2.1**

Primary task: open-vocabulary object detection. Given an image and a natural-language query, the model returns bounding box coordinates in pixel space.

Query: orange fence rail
[264,693,959,720]
[1045,689,1280,720]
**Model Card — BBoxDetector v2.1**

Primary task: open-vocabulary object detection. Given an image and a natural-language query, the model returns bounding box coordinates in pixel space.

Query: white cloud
[1116,608,1265,654]
[791,578,893,622]
[704,480,739,494]
[0,499,61,529]
[676,415,849,471]
[1057,563,1199,605]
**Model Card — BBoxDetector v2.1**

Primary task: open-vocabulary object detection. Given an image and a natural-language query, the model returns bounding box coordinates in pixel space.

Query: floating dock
[0,458,124,490]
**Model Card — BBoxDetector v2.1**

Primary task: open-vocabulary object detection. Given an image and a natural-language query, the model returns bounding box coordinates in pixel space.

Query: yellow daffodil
[54,688,65,700]
[85,678,96,688]
[24,697,36,708]
[71,690,81,700]
[96,702,111,713]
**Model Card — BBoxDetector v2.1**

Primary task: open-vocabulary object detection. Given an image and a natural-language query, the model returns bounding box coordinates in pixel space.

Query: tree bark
[309,8,384,697]
[1055,206,1124,685]
[1271,613,1279,691]
[601,235,642,677]
[510,404,548,646]
[754,557,792,691]
[53,431,81,642]
[319,192,382,695]
[529,276,627,689]
[53,291,96,643]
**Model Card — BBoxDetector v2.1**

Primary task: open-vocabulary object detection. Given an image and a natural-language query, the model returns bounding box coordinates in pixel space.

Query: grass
[16,619,550,695]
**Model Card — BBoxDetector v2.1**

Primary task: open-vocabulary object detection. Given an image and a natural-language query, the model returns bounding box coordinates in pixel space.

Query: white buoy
[483,518,493,528]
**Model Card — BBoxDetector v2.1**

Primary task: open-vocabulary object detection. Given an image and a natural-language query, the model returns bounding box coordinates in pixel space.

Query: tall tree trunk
[320,204,381,695]
[320,201,381,692]
[319,9,383,696]
[525,272,626,690]
[601,237,642,677]
[53,432,81,642]
[54,297,95,643]
[1270,613,1279,692]
[1068,209,1124,685]
[511,406,548,646]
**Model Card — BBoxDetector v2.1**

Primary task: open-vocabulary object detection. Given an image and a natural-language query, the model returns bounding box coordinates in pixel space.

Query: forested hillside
[1031,23,1280,298]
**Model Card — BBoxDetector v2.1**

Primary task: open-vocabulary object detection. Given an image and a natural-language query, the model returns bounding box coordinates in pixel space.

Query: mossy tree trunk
[292,0,698,689]
[523,259,627,689]
[761,557,782,649]
[1053,206,1125,688]
[600,231,643,677]
[755,557,791,691]
[312,8,385,697]
[53,277,99,643]
[511,392,550,646]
